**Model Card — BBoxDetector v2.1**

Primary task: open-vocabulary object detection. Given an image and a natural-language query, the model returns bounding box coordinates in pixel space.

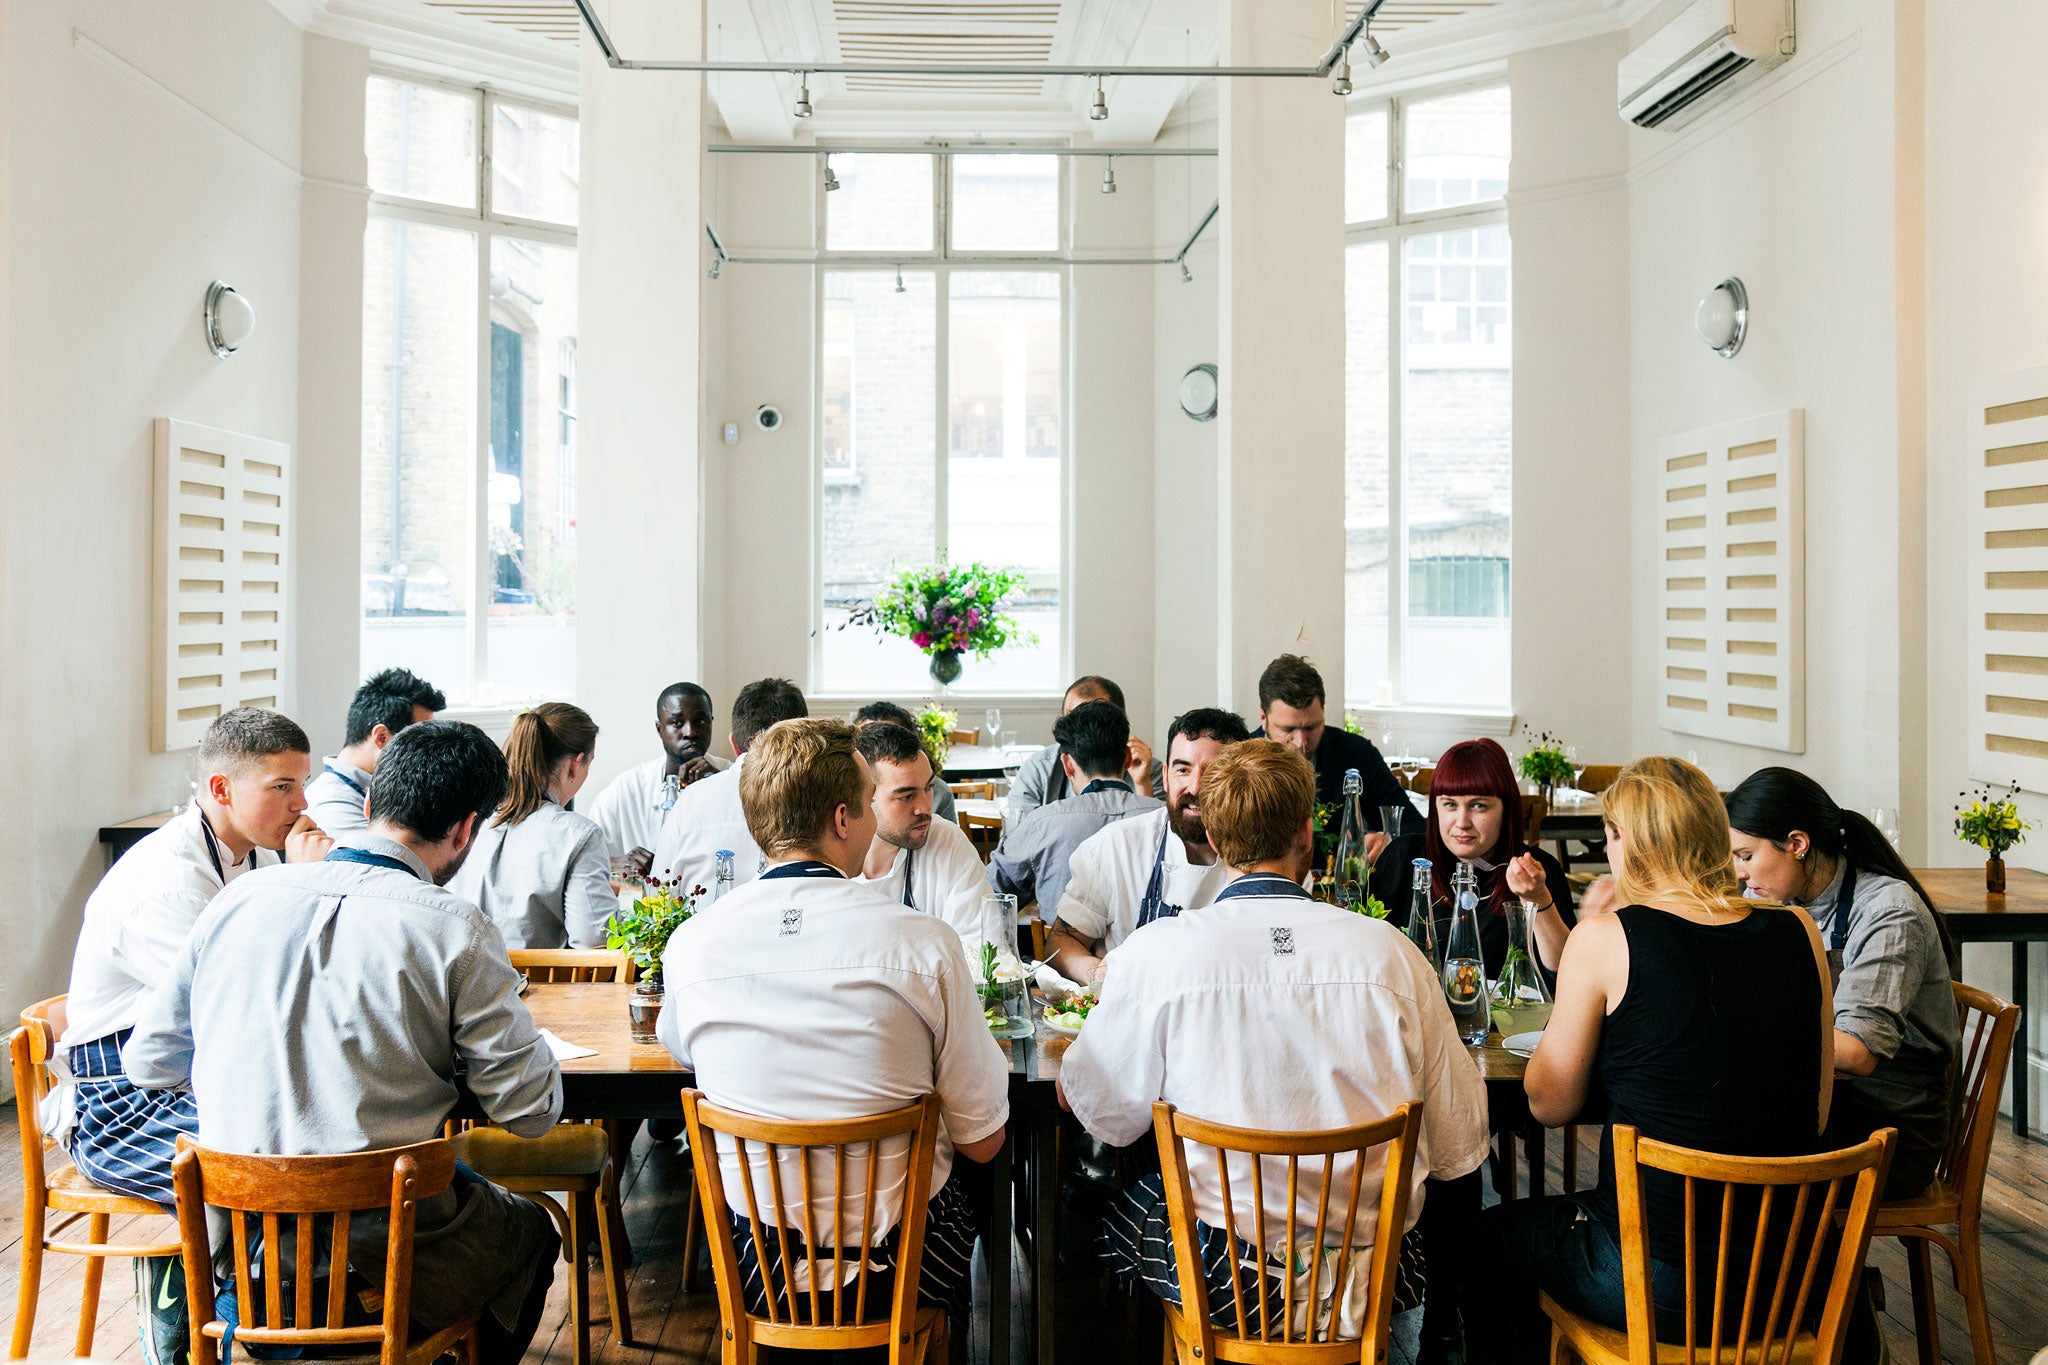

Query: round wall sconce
[1695,277,1748,358]
[1178,363,1218,422]
[205,281,256,358]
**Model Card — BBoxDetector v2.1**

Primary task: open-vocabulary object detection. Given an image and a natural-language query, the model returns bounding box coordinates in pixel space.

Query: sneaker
[135,1255,190,1365]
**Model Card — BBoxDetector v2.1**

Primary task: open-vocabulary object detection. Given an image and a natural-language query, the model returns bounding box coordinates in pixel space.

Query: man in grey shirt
[127,721,562,1365]
[989,701,1161,923]
[1006,674,1163,826]
[303,667,444,840]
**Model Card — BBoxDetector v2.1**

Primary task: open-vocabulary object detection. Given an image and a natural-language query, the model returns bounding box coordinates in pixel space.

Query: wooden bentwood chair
[10,994,183,1359]
[681,1089,948,1364]
[170,1137,481,1365]
[1541,1125,1895,1365]
[1869,982,2020,1365]
[1152,1100,1423,1365]
[449,948,643,1365]
[948,779,998,802]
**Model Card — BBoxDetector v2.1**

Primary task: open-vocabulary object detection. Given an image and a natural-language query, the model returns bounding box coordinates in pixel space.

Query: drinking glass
[1566,745,1584,795]
[1001,729,1017,751]
[1378,804,1407,849]
[1870,807,1902,848]
[1380,727,1398,759]
[984,708,1003,747]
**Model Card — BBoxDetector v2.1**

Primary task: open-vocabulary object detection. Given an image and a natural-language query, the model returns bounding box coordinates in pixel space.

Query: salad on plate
[1042,995,1097,1037]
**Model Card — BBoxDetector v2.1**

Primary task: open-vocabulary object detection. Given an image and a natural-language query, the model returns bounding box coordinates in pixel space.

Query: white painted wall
[1,0,307,1042]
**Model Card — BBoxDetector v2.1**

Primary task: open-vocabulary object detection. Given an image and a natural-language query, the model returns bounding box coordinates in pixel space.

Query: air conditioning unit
[1618,0,1795,130]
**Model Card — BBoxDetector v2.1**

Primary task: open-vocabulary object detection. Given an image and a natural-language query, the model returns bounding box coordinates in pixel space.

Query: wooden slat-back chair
[169,1138,480,1365]
[945,728,982,748]
[1869,982,2019,1365]
[1578,765,1623,794]
[1410,767,1433,796]
[680,1089,947,1363]
[959,810,1003,862]
[510,946,637,984]
[10,995,182,1359]
[1542,1125,1895,1365]
[1522,793,1549,845]
[1152,1100,1422,1364]
[948,780,997,801]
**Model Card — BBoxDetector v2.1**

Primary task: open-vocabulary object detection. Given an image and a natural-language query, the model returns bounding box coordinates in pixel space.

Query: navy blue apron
[1136,820,1179,928]
[324,845,421,879]
[322,763,369,798]
[759,860,848,881]
[1213,873,1311,902]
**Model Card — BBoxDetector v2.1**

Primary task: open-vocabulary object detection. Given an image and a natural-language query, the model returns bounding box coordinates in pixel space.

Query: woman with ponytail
[448,702,615,949]
[1727,767,1958,1197]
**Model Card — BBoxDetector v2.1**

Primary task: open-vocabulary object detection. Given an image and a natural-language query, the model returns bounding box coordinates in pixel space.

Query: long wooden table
[521,982,1528,1365]
[1912,865,2048,1139]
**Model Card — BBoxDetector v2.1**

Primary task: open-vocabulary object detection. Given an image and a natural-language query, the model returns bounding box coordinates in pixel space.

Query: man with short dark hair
[1255,653,1420,841]
[126,722,564,1365]
[853,721,990,964]
[305,667,446,840]
[854,701,957,823]
[986,700,1161,924]
[656,718,1009,1329]
[1045,708,1251,986]
[1006,675,1162,824]
[588,682,728,879]
[651,677,808,893]
[1060,740,1487,1349]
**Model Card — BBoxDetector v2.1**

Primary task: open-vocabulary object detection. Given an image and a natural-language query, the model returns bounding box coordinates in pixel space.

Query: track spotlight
[709,257,722,280]
[1090,76,1109,121]
[822,155,840,192]
[794,73,814,118]
[1362,29,1390,68]
[1180,261,1193,285]
[1100,159,1117,194]
[1331,58,1352,96]
[894,265,906,294]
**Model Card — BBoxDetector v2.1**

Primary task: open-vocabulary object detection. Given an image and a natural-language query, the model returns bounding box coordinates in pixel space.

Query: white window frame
[1344,79,1511,715]
[810,151,1073,700]
[364,69,578,706]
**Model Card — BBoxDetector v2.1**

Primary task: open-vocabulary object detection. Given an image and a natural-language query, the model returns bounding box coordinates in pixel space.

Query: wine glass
[1566,745,1584,796]
[984,708,1003,750]
[1870,807,1902,848]
[1380,726,1397,760]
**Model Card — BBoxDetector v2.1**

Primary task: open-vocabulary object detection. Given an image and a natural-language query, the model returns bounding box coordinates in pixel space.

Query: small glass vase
[1987,855,2007,895]
[627,982,664,1043]
[929,649,963,686]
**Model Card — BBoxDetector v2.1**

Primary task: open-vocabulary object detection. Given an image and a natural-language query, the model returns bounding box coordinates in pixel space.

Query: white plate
[1503,1030,1544,1058]
[1042,1012,1086,1039]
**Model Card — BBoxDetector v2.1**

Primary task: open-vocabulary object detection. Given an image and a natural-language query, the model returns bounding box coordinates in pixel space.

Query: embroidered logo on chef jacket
[1270,926,1295,956]
[779,908,804,937]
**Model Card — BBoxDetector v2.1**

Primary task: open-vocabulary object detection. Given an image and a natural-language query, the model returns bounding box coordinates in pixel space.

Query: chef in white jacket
[1044,707,1251,986]
[853,719,993,967]
[586,682,726,879]
[651,677,807,895]
[448,702,616,949]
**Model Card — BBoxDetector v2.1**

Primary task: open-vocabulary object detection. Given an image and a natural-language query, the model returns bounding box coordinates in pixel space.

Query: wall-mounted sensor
[756,405,783,432]
[723,421,740,447]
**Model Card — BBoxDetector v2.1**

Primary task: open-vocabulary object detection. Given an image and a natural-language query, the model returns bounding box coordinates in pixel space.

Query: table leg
[989,1129,1013,1365]
[1035,1110,1058,1365]
[2013,941,2031,1141]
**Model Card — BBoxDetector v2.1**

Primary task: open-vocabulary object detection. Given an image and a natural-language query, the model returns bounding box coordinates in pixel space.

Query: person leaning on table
[655,717,1010,1326]
[124,721,565,1365]
[1057,739,1490,1349]
[586,681,728,881]
[650,676,808,894]
[1727,766,1958,1198]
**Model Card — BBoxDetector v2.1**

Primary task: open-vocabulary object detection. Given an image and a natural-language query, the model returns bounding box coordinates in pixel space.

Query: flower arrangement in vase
[915,703,957,773]
[1515,725,1574,797]
[603,874,699,1041]
[1955,781,2032,893]
[846,561,1034,687]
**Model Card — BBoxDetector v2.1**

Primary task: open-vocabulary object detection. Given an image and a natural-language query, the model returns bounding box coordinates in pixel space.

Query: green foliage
[603,876,697,985]
[857,561,1035,660]
[916,703,957,772]
[1516,724,1574,788]
[1955,781,2032,857]
[1312,800,1339,861]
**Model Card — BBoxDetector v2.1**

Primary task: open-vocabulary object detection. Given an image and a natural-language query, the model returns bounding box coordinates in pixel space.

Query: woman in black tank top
[1469,757,1836,1365]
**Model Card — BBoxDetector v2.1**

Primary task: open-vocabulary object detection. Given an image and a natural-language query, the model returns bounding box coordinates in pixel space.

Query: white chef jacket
[445,796,617,949]
[1057,806,1232,952]
[650,754,762,895]
[305,756,374,840]
[586,755,730,861]
[656,865,1010,1245]
[61,805,271,1048]
[855,816,991,969]
[1060,881,1490,1244]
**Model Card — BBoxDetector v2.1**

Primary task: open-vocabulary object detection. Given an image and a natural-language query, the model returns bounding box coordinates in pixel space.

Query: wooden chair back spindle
[1521,794,1548,845]
[1937,983,2018,1201]
[948,780,997,802]
[1152,1101,1421,1363]
[507,947,635,984]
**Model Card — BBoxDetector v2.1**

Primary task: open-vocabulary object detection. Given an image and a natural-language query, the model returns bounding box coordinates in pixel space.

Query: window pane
[491,101,579,226]
[485,236,579,700]
[950,155,1059,253]
[820,271,939,693]
[1344,241,1391,706]
[1403,86,1510,214]
[826,155,934,252]
[360,218,478,701]
[366,76,477,209]
[1344,109,1389,224]
[1402,225,1510,707]
[947,273,1062,693]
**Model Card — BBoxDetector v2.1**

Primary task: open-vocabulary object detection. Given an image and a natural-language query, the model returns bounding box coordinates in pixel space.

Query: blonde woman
[1475,757,1835,1363]
[448,703,616,949]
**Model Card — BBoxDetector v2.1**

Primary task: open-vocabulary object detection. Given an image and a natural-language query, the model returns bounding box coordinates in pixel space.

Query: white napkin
[539,1028,598,1061]
[1034,961,1091,1003]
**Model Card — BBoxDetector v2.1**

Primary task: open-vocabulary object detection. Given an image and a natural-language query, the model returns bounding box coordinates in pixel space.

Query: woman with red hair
[1376,738,1575,977]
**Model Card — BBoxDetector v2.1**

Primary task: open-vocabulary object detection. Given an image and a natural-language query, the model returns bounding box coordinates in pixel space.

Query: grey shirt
[1006,742,1164,826]
[305,756,374,840]
[124,835,564,1153]
[446,796,617,949]
[987,781,1162,922]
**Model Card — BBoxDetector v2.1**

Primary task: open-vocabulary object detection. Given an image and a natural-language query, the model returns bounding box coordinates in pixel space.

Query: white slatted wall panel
[152,419,292,752]
[1655,409,1805,752]
[1967,366,2048,791]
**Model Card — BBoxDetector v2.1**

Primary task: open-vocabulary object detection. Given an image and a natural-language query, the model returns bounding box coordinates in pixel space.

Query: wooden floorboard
[3,1107,2044,1363]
